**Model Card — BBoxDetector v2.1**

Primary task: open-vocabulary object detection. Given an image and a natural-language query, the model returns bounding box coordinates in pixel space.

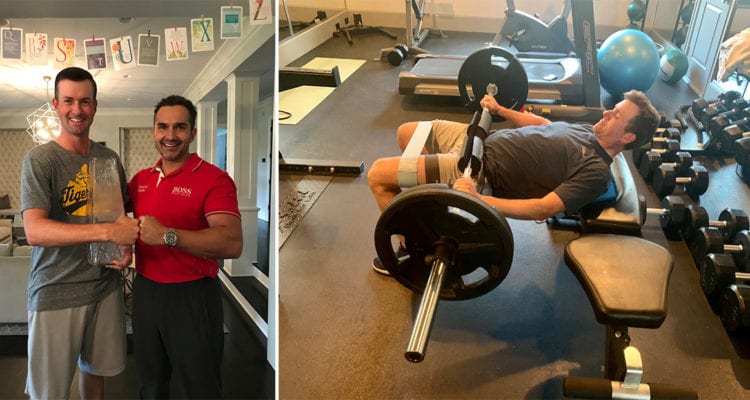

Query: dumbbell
[699,253,749,309]
[706,103,750,140]
[387,44,409,66]
[642,195,686,239]
[692,90,742,125]
[736,136,750,167]
[682,205,749,243]
[692,227,750,270]
[693,90,742,128]
[702,99,750,135]
[718,283,750,332]
[638,150,693,183]
[658,114,684,131]
[722,117,750,144]
[654,127,682,142]
[651,164,708,198]
[632,138,681,166]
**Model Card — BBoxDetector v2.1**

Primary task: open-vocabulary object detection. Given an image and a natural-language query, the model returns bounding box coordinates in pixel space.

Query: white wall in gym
[291,0,644,39]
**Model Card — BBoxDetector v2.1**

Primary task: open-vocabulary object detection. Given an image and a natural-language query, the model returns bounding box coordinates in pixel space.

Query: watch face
[164,229,178,247]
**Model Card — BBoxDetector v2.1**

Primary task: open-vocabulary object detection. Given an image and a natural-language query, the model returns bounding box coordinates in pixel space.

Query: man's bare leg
[397,122,429,154]
[79,371,103,400]
[368,155,428,212]
[368,120,439,211]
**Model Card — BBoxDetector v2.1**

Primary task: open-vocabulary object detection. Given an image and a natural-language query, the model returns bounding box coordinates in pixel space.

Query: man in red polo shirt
[128,95,243,398]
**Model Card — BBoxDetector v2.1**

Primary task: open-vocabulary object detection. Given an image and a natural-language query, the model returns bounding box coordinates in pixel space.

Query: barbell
[373,46,528,362]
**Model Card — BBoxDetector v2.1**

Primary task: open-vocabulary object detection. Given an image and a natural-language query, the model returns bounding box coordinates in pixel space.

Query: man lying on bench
[368,90,660,274]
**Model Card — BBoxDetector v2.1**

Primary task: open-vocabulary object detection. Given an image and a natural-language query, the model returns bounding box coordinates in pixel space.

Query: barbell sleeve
[564,377,697,400]
[647,383,698,399]
[405,256,448,363]
[563,377,613,399]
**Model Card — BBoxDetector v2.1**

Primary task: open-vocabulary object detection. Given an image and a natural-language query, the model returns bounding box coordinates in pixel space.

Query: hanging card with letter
[1,27,23,60]
[165,27,189,61]
[25,32,48,65]
[191,18,214,52]
[53,37,76,68]
[250,0,272,25]
[138,34,160,66]
[109,36,136,71]
[221,6,243,39]
[84,38,107,70]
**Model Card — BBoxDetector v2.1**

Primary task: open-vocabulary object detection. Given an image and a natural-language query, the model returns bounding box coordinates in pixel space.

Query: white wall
[282,0,640,40]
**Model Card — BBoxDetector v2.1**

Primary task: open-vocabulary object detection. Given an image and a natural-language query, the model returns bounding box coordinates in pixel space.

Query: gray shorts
[26,287,126,400]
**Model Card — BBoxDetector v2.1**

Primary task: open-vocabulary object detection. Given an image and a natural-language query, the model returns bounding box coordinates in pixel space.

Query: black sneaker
[372,245,408,276]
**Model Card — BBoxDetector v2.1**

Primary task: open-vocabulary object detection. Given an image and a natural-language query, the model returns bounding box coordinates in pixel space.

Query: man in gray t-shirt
[20,67,140,400]
[482,121,612,214]
[368,90,660,221]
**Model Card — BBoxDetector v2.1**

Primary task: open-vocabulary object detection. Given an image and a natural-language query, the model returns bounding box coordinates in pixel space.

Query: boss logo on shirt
[171,186,192,197]
[137,185,149,193]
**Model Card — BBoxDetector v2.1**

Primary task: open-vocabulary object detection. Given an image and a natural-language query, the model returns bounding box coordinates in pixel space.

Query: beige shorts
[26,287,126,400]
[424,119,471,184]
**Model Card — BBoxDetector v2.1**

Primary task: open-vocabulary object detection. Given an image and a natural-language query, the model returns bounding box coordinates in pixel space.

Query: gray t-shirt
[21,140,126,312]
[483,121,613,213]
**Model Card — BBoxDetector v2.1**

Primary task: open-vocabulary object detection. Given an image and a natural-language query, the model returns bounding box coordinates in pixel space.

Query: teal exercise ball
[597,29,660,98]
[659,49,689,84]
[627,0,646,22]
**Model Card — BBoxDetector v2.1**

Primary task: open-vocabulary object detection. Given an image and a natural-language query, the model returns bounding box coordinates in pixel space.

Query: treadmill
[398,0,603,123]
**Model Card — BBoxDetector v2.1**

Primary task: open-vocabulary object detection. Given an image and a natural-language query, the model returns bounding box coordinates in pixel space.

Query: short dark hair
[623,90,660,149]
[55,67,98,100]
[153,95,197,129]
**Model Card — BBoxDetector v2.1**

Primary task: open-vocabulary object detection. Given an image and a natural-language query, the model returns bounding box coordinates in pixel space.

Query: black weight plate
[374,184,514,300]
[457,46,528,114]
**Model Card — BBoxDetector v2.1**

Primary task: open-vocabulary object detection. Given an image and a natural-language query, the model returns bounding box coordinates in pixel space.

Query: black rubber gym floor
[278,29,750,398]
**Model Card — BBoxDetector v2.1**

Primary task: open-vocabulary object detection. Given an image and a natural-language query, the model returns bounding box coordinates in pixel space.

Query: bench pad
[565,234,673,328]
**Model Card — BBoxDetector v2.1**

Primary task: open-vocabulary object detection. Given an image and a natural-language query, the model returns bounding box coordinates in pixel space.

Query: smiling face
[52,79,97,138]
[592,99,639,151]
[152,105,196,170]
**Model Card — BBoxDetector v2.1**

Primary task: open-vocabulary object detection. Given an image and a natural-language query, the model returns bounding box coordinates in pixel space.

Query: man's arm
[477,192,565,220]
[480,95,551,127]
[452,177,565,220]
[23,208,140,247]
[138,213,243,259]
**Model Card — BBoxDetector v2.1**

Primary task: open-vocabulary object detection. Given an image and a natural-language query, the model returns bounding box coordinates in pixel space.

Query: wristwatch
[163,228,178,248]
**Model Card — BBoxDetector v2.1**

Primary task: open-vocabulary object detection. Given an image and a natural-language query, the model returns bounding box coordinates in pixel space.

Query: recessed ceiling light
[0,18,9,26]
[119,17,136,24]
[123,74,132,79]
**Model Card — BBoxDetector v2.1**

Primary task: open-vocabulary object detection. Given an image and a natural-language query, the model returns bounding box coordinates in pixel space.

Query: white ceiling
[0,0,275,111]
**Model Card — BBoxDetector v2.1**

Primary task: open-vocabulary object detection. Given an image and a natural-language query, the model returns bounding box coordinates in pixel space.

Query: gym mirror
[279,0,345,40]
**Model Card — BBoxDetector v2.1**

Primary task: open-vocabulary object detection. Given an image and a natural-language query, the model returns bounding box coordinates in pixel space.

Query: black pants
[133,274,224,399]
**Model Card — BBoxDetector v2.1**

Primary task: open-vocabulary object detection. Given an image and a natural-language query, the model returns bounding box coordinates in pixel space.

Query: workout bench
[548,152,644,236]
[563,234,697,399]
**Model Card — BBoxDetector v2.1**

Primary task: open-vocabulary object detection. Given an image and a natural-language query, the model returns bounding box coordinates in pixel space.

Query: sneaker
[372,245,409,276]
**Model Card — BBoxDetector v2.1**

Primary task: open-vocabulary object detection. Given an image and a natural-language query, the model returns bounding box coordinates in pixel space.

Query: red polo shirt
[128,153,241,283]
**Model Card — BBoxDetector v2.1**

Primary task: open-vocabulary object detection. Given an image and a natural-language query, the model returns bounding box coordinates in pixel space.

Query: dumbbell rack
[679,89,749,156]
[633,123,710,199]
[678,203,750,333]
